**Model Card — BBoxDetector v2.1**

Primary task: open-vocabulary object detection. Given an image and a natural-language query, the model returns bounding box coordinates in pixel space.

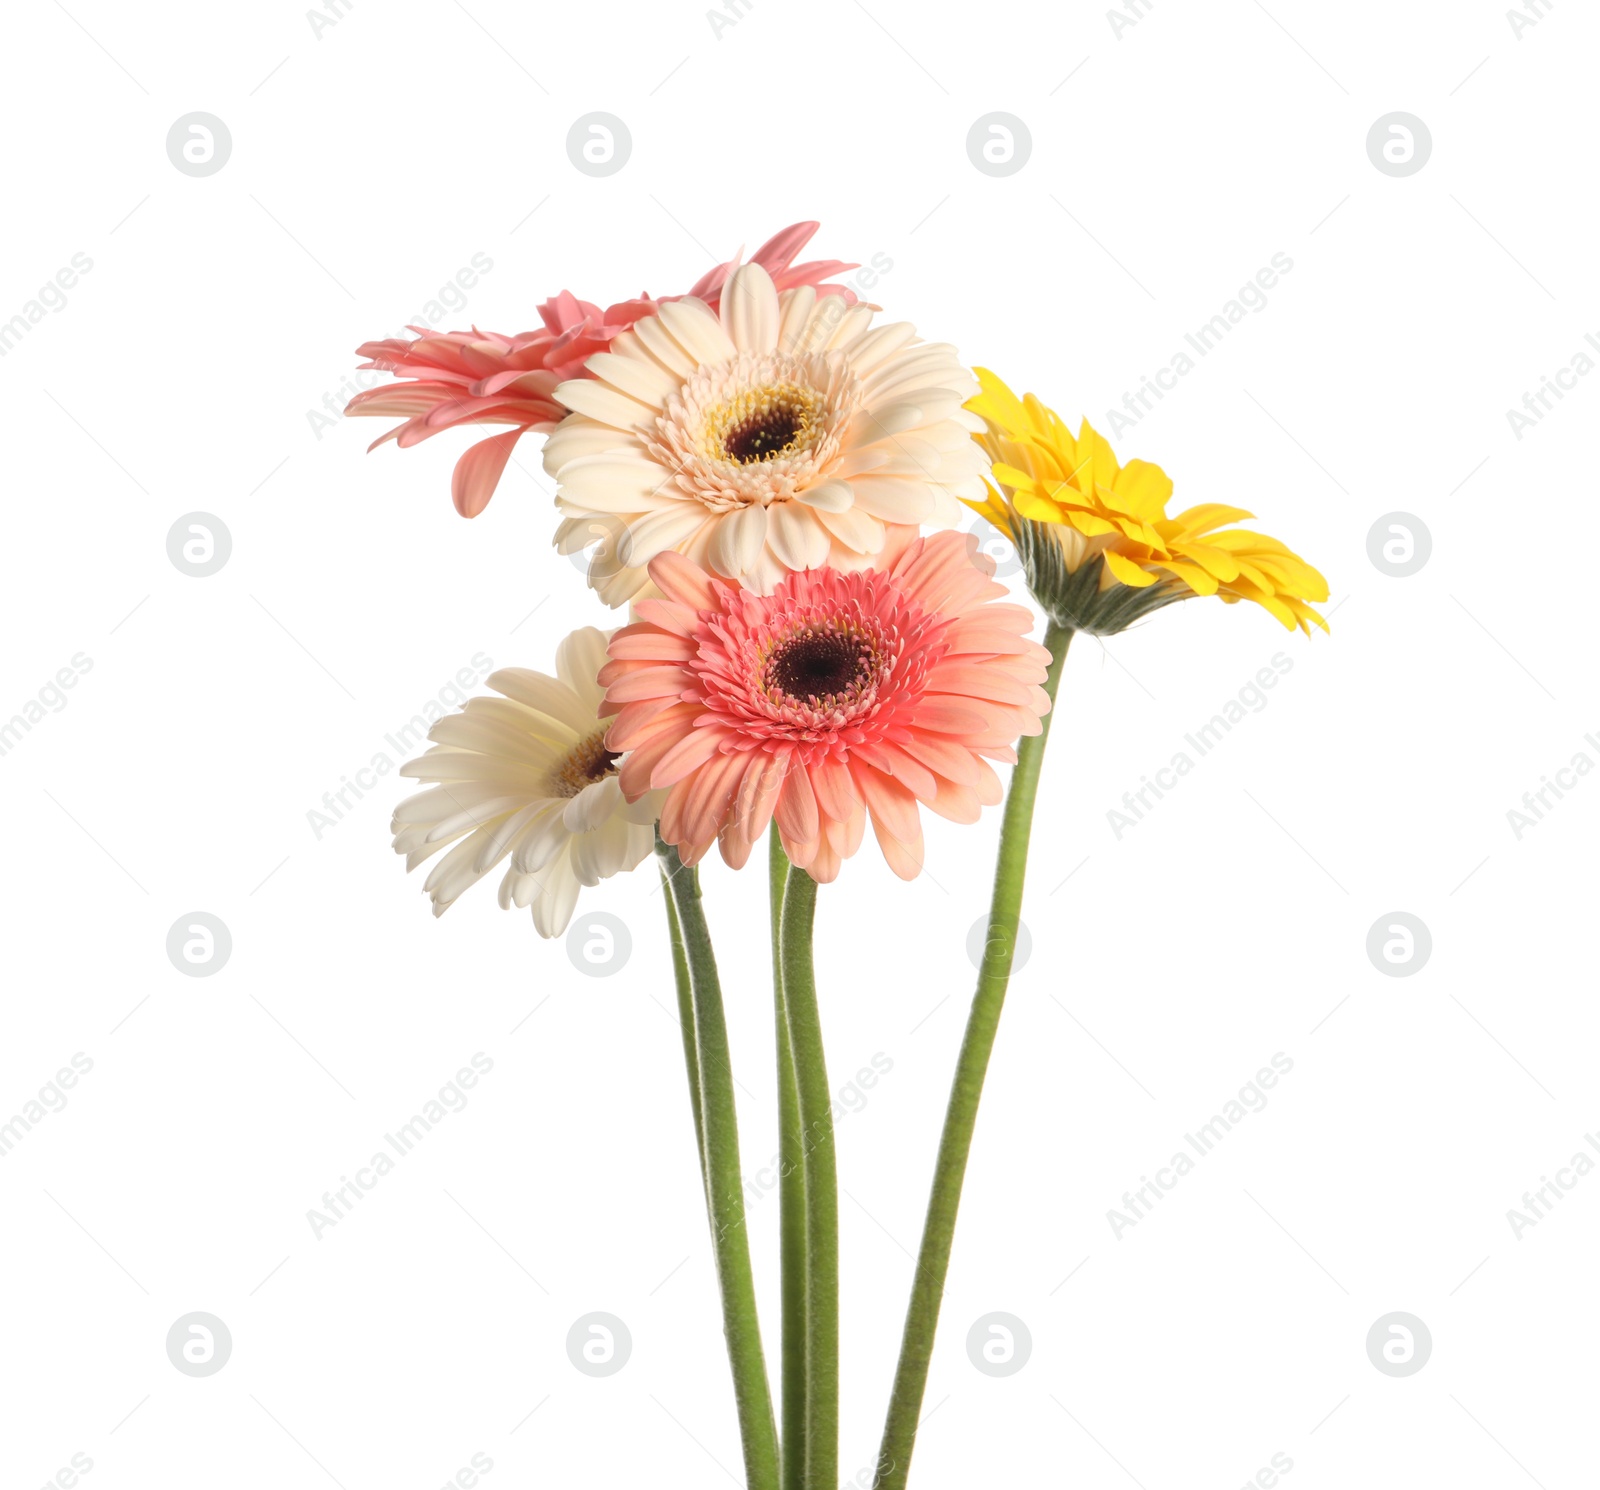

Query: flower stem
[656,835,781,1490]
[662,863,706,1196]
[779,864,837,1490]
[770,826,809,1490]
[876,621,1074,1490]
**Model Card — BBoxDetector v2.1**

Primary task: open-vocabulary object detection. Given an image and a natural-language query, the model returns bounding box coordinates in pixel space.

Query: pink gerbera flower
[345,223,859,518]
[599,531,1053,882]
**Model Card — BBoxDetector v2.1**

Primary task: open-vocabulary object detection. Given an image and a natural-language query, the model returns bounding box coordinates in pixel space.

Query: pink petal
[451,430,523,518]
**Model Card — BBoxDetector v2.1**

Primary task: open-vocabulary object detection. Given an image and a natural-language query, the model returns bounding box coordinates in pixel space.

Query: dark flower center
[726,406,803,463]
[554,731,621,797]
[705,382,820,465]
[766,629,875,704]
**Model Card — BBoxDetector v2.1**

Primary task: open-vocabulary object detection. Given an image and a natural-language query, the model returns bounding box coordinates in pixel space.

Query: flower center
[764,624,880,710]
[704,383,820,465]
[553,729,621,798]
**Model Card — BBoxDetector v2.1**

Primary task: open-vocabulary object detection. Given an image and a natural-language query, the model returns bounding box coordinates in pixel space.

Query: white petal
[583,351,680,407]
[879,388,971,428]
[425,797,524,845]
[554,378,657,431]
[485,670,595,736]
[475,802,549,873]
[529,853,581,937]
[563,775,623,834]
[553,515,594,553]
[746,546,789,595]
[428,709,569,763]
[767,501,831,571]
[657,298,737,366]
[629,313,700,380]
[617,503,709,568]
[570,811,633,886]
[865,435,943,479]
[815,504,887,556]
[842,321,919,375]
[592,560,650,608]
[514,809,573,874]
[422,829,498,907]
[398,746,556,790]
[708,504,768,578]
[542,418,634,472]
[553,453,678,512]
[619,787,668,825]
[846,401,928,447]
[926,487,967,528]
[795,479,854,512]
[392,783,492,826]
[555,626,612,707]
[832,447,892,478]
[625,820,657,868]
[721,263,779,355]
[818,301,875,349]
[847,477,937,524]
[776,286,817,352]
[862,348,976,403]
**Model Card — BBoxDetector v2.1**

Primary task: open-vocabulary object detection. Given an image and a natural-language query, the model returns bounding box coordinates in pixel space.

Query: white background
[2,1,1595,1486]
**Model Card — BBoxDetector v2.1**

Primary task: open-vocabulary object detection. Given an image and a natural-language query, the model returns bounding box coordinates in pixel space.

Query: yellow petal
[1170,539,1242,583]
[1117,458,1175,520]
[1014,489,1068,525]
[1164,503,1255,539]
[1151,559,1217,595]
[1102,548,1158,588]
[991,461,1040,494]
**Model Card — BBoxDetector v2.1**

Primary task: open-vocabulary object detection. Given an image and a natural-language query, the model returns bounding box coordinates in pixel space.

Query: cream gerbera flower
[391,627,660,937]
[545,263,988,604]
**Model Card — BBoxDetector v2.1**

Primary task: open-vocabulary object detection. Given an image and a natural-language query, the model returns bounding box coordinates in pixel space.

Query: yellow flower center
[703,382,821,465]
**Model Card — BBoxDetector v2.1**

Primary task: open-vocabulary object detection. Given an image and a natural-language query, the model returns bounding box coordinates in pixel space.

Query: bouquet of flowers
[350,222,1327,1490]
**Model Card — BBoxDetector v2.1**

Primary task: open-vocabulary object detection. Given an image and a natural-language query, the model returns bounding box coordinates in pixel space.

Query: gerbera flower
[345,223,860,519]
[967,369,1329,635]
[547,263,989,605]
[391,627,661,937]
[598,532,1052,882]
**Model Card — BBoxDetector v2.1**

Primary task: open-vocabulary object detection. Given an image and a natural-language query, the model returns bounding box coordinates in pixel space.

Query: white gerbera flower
[545,263,989,604]
[391,626,659,937]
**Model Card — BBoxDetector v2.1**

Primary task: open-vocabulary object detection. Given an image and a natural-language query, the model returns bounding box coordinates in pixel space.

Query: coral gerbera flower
[967,369,1329,635]
[545,262,989,606]
[391,627,661,936]
[345,224,861,519]
[598,532,1052,882]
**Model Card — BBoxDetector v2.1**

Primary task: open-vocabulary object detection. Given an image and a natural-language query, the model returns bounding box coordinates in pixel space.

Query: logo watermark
[1506,1132,1600,1238]
[0,1053,93,1159]
[307,253,495,440]
[1506,732,1600,839]
[306,1054,494,1238]
[0,252,94,359]
[0,652,93,759]
[1505,333,1600,441]
[306,653,493,841]
[1107,1053,1294,1238]
[1106,653,1295,840]
[1103,255,1295,436]
[741,1053,893,1208]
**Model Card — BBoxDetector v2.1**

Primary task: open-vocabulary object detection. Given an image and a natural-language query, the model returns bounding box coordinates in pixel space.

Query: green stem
[876,621,1074,1490]
[780,865,836,1490]
[662,864,706,1195]
[770,826,808,1490]
[656,835,781,1490]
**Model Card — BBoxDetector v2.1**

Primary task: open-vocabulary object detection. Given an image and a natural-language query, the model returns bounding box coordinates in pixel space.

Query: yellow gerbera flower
[966,369,1329,636]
